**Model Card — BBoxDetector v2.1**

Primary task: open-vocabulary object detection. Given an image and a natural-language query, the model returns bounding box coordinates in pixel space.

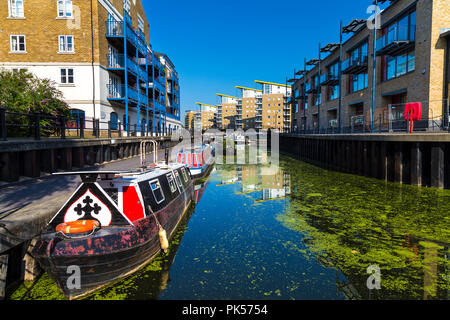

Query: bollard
[108,121,112,138]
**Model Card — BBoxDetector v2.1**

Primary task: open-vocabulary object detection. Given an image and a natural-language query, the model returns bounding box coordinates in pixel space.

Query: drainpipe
[445,36,450,130]
[338,20,343,133]
[90,0,96,121]
[371,0,379,133]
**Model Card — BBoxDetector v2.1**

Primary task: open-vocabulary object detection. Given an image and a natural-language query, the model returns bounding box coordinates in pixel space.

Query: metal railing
[291,99,449,135]
[0,108,173,141]
[376,25,416,52]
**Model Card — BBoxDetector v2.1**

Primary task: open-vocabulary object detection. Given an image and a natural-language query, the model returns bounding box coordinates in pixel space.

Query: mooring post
[394,143,403,183]
[411,142,422,186]
[0,254,8,300]
[431,143,444,189]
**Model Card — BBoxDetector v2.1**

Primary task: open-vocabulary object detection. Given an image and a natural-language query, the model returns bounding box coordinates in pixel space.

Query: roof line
[216,93,240,99]
[195,102,217,108]
[254,80,291,88]
[235,86,263,92]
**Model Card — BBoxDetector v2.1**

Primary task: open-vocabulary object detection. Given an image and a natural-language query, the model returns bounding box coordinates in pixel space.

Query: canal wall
[0,136,174,185]
[280,133,450,189]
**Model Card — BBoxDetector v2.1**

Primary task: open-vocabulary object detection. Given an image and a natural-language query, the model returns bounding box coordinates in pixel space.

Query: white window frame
[10,35,26,53]
[180,167,189,182]
[58,35,74,53]
[149,179,165,204]
[60,68,74,84]
[57,0,72,18]
[8,0,24,18]
[166,173,177,193]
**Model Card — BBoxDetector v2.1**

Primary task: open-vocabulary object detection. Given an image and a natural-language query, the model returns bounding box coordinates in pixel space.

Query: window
[167,173,177,193]
[384,50,415,81]
[59,35,74,52]
[9,0,24,18]
[329,85,339,101]
[57,0,72,17]
[149,179,165,204]
[174,171,183,188]
[10,35,26,52]
[349,72,368,93]
[60,68,74,84]
[180,167,189,182]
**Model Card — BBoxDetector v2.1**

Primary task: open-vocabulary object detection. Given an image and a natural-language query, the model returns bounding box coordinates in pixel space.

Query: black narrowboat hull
[32,183,194,299]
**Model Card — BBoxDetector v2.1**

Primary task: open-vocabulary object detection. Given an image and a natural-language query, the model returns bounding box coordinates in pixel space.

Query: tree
[0,68,70,137]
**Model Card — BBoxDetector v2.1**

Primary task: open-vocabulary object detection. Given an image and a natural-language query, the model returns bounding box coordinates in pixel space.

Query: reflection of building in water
[217,164,291,202]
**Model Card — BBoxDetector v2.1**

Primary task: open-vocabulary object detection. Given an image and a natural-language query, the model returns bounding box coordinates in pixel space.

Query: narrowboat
[177,144,215,181]
[31,162,194,299]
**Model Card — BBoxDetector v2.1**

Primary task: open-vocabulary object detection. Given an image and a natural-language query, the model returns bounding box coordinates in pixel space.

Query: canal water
[9,153,450,300]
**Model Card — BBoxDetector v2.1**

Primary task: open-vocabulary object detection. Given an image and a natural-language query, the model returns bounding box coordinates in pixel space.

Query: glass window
[59,35,74,52]
[57,0,72,17]
[398,15,409,41]
[149,179,165,204]
[60,68,74,84]
[10,35,26,52]
[407,51,415,72]
[386,56,396,80]
[397,53,407,76]
[9,0,24,17]
[180,167,189,182]
[167,173,177,193]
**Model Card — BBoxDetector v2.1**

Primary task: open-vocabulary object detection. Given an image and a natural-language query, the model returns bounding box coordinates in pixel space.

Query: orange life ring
[56,220,100,234]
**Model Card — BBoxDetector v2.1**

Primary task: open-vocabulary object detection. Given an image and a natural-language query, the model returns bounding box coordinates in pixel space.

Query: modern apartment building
[290,0,449,133]
[0,0,181,136]
[215,81,292,132]
[216,94,239,130]
[195,103,217,130]
[254,80,292,132]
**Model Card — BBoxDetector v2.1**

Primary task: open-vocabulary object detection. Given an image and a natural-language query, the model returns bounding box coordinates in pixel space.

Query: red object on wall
[122,186,145,222]
[404,102,422,121]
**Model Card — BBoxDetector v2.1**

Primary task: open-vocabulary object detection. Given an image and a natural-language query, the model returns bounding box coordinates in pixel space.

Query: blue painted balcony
[376,24,416,56]
[107,53,125,69]
[342,55,368,75]
[106,84,148,106]
[320,73,339,86]
[105,17,147,56]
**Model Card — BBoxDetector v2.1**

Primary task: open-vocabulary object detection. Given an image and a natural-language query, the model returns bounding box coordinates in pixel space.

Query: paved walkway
[0,150,165,254]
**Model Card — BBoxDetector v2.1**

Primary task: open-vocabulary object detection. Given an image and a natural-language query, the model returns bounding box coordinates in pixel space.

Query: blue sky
[143,0,381,119]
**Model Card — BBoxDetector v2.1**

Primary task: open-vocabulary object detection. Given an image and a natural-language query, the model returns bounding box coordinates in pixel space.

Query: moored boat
[32,160,194,299]
[176,144,215,181]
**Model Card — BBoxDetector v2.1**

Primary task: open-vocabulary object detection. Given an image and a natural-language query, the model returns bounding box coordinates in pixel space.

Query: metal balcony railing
[107,53,125,69]
[320,73,339,86]
[376,24,416,56]
[342,55,368,74]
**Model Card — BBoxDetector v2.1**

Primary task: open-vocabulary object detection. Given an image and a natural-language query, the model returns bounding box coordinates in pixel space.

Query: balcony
[376,24,416,56]
[107,53,125,69]
[320,73,339,86]
[106,84,148,106]
[342,55,368,74]
[105,14,147,56]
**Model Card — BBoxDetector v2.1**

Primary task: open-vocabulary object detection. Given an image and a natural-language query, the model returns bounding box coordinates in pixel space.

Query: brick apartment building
[216,80,292,132]
[290,0,449,133]
[0,0,181,135]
